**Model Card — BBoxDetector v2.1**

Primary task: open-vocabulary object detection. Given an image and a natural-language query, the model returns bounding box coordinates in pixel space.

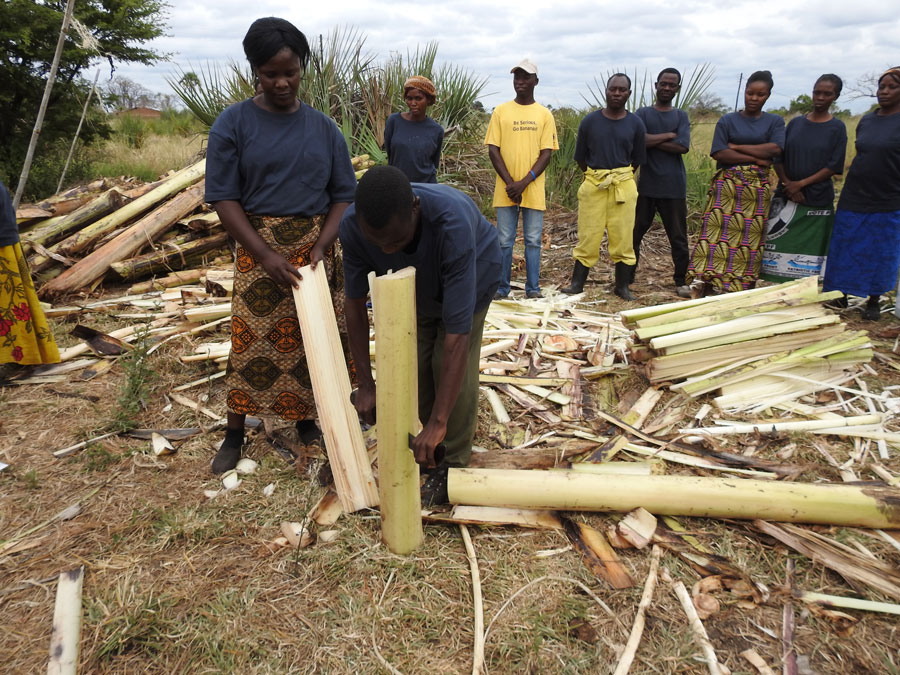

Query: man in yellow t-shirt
[484,59,558,299]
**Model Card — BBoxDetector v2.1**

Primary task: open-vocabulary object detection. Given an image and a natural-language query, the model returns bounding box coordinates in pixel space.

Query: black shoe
[862,303,881,321]
[296,419,323,445]
[211,431,243,474]
[493,291,507,301]
[824,294,848,310]
[561,261,590,294]
[614,262,636,301]
[420,465,450,506]
[526,290,543,299]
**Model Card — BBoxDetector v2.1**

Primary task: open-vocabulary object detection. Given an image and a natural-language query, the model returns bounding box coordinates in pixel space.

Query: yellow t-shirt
[484,101,559,210]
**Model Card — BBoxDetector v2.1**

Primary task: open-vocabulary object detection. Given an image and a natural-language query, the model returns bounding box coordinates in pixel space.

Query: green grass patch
[109,329,158,432]
[92,159,161,182]
[80,443,121,472]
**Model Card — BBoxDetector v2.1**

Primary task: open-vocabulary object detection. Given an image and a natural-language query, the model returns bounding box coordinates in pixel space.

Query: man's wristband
[529,170,537,182]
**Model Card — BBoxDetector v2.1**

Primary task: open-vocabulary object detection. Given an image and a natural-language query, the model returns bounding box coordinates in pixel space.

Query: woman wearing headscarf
[823,67,900,320]
[383,76,444,183]
[205,17,357,473]
[686,70,785,293]
[0,180,59,367]
[762,74,847,282]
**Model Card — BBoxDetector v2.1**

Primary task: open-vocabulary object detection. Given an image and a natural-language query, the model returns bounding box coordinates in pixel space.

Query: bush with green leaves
[116,114,147,149]
[544,107,583,211]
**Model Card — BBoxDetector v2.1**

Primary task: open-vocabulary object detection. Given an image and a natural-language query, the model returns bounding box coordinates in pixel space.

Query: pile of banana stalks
[623,276,874,414]
[15,154,376,297]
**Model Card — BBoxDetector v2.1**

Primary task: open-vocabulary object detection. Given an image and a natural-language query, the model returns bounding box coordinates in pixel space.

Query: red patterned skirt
[225,214,352,422]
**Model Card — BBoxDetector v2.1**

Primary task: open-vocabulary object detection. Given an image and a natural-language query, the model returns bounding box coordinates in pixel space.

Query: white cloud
[107,0,898,114]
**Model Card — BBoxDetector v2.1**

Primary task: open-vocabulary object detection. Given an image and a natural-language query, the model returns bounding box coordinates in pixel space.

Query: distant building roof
[115,107,162,118]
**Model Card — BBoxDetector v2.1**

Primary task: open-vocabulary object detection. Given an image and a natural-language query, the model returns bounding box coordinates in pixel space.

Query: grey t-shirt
[205,99,356,216]
[635,106,690,199]
[574,110,646,170]
[0,181,17,247]
[340,183,501,334]
[776,115,846,207]
[838,111,900,213]
[384,113,444,184]
[711,112,786,169]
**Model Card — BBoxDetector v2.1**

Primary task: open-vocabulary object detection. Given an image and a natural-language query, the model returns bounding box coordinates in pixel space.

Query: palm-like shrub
[168,27,486,161]
[545,107,583,211]
[583,64,716,112]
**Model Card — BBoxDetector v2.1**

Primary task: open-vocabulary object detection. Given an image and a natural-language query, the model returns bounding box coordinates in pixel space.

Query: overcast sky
[110,0,897,114]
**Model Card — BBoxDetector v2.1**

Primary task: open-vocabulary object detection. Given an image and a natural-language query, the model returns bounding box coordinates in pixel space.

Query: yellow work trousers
[573,167,637,267]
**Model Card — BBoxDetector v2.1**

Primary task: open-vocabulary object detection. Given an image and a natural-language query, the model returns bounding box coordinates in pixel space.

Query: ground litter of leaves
[2,221,900,674]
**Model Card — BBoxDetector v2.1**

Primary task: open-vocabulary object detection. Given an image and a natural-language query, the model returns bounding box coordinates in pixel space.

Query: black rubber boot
[614,262,636,301]
[561,260,590,295]
[862,295,881,321]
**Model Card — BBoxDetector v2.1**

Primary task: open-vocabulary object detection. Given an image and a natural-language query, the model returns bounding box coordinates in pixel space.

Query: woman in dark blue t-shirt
[761,74,847,283]
[383,76,444,183]
[686,70,785,293]
[205,17,357,473]
[823,67,900,320]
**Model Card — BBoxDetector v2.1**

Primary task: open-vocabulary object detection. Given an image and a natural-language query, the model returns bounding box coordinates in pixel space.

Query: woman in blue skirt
[823,67,900,320]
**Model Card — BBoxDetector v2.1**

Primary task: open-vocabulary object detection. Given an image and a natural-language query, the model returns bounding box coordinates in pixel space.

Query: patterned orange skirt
[225,214,352,422]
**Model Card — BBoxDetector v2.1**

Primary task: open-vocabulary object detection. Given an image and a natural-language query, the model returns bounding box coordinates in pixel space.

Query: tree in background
[178,71,200,92]
[768,94,851,118]
[102,76,178,111]
[846,72,880,101]
[0,0,167,196]
[689,92,729,117]
[103,76,154,110]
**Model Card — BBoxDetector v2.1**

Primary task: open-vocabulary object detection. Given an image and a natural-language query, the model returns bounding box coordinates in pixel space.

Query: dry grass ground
[92,132,206,184]
[3,195,899,672]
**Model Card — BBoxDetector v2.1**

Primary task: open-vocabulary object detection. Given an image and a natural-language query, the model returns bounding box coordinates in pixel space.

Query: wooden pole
[447,469,900,528]
[57,68,101,193]
[292,264,378,512]
[371,267,422,553]
[13,0,76,209]
[47,566,84,675]
[41,182,206,294]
